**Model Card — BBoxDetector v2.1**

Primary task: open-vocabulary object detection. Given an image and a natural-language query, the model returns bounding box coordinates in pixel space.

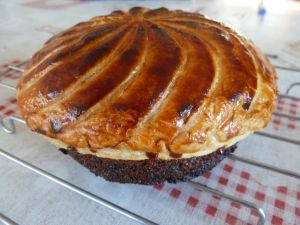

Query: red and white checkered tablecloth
[0,61,22,118]
[1,60,300,225]
[153,159,300,225]
[273,99,299,131]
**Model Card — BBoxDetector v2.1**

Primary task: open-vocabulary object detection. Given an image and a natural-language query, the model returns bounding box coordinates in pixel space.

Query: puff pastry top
[17,7,277,159]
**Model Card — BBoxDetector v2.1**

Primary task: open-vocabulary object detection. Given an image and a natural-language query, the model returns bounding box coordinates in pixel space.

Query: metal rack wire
[0,62,300,225]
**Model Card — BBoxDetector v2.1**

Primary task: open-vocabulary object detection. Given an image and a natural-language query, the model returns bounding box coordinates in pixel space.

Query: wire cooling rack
[0,61,300,225]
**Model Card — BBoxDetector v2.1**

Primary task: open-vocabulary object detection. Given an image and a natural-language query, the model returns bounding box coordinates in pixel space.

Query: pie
[16,7,277,184]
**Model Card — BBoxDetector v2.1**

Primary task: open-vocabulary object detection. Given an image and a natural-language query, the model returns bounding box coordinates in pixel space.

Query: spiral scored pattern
[17,7,277,160]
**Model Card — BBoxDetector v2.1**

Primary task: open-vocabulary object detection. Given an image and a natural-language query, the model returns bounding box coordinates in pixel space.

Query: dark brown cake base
[65,145,236,185]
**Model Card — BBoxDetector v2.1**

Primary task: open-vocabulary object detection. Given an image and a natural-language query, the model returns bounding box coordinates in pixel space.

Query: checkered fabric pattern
[0,60,24,81]
[154,158,300,225]
[272,98,300,131]
[1,60,300,225]
[0,60,23,119]
[0,97,19,118]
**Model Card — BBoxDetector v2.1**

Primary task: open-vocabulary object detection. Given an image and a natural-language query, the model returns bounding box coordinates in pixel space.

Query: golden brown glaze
[17,7,277,158]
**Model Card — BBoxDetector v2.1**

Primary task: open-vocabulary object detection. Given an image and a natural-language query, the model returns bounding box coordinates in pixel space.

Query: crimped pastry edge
[42,131,249,160]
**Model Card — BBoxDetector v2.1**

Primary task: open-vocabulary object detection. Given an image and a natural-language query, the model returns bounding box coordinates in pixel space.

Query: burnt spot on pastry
[47,90,60,99]
[50,119,62,133]
[146,152,158,159]
[178,104,194,120]
[229,92,243,103]
[71,106,84,118]
[242,96,252,111]
[58,148,69,155]
[169,152,182,158]
[165,143,182,158]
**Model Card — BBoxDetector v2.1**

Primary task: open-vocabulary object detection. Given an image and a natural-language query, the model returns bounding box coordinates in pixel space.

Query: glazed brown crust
[67,145,237,185]
[17,7,277,156]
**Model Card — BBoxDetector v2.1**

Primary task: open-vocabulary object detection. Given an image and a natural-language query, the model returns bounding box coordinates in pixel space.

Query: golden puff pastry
[17,7,277,184]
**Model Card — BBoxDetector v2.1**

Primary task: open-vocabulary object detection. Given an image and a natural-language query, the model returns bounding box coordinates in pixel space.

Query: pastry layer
[17,7,277,157]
